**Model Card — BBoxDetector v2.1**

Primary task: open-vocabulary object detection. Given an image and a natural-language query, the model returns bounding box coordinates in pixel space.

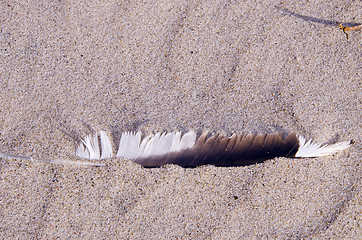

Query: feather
[75,131,349,167]
[75,131,351,167]
[75,143,90,159]
[116,131,141,159]
[0,130,350,167]
[115,130,196,160]
[295,136,351,158]
[76,133,100,160]
[100,130,113,159]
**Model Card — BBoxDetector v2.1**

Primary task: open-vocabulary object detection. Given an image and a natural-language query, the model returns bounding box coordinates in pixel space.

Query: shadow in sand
[276,6,360,27]
[275,6,361,39]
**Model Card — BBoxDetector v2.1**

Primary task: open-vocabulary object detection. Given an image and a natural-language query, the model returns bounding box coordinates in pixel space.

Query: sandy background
[0,0,361,239]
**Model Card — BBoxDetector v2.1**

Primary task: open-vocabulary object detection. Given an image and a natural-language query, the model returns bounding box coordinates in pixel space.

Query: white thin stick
[0,152,105,167]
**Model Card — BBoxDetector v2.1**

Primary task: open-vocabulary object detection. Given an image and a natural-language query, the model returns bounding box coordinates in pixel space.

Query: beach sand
[0,0,360,238]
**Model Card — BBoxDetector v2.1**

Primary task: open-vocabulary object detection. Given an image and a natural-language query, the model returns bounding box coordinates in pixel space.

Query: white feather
[115,131,196,160]
[295,136,350,158]
[75,143,90,159]
[159,132,177,154]
[180,131,197,149]
[100,130,113,159]
[145,132,166,157]
[80,133,100,160]
[170,132,182,152]
[116,131,142,159]
[116,132,130,158]
[141,133,159,158]
[137,134,153,158]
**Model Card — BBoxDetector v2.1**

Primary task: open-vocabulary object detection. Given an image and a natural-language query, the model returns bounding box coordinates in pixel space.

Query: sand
[0,0,361,239]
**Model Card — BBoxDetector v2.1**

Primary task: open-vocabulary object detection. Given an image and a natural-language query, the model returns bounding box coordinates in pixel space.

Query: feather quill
[0,152,104,166]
